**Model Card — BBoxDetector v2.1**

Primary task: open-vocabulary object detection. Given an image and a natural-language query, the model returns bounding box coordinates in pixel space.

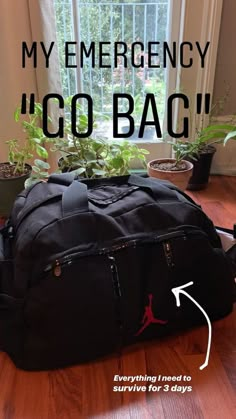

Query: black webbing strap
[62,181,88,217]
[48,173,75,186]
[216,225,236,239]
[48,173,89,216]
[48,173,180,216]
[127,174,176,201]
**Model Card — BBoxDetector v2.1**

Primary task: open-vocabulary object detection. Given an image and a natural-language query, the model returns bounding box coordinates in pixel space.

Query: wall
[0,0,61,171]
[0,0,37,159]
[213,0,236,114]
[211,0,236,175]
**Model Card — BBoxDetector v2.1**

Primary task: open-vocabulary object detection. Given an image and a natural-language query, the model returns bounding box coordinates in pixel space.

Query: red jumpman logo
[135,294,168,336]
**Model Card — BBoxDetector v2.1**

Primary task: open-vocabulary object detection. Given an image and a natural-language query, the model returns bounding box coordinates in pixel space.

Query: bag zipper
[44,226,205,278]
[108,255,122,298]
[163,241,175,268]
[108,254,124,344]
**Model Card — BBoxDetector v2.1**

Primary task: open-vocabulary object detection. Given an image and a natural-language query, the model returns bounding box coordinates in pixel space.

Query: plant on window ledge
[57,136,148,178]
[8,102,51,185]
[147,139,196,191]
[148,89,236,191]
[147,125,236,191]
[0,102,51,216]
[183,119,236,190]
[181,88,236,189]
[52,96,149,178]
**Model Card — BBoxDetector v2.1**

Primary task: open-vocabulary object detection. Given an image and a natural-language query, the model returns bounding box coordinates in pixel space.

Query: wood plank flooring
[0,175,235,419]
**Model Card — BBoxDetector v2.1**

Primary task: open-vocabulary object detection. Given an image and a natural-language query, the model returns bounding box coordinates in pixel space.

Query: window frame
[54,0,223,164]
[136,0,223,163]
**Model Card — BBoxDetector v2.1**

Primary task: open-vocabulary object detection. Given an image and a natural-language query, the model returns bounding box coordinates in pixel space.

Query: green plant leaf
[34,159,50,169]
[34,103,43,117]
[36,145,48,159]
[139,148,149,154]
[200,131,231,144]
[24,177,40,189]
[32,165,41,173]
[32,138,42,144]
[72,167,86,176]
[38,172,49,178]
[203,124,235,132]
[92,169,106,176]
[110,156,124,169]
[223,130,236,145]
[14,108,20,122]
[8,151,14,164]
[84,150,96,160]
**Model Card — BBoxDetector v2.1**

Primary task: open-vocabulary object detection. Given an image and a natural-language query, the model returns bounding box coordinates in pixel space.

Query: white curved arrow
[171,281,212,370]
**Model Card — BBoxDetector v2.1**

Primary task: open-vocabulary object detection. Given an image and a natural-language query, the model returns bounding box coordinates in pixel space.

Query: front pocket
[23,254,120,370]
[0,260,14,295]
[22,226,234,370]
[163,232,234,323]
[0,293,24,364]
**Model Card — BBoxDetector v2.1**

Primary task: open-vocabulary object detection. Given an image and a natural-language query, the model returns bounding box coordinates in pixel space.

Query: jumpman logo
[135,294,168,336]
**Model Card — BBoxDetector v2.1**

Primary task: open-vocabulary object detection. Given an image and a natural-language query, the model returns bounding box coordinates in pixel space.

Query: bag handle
[127,175,176,201]
[48,173,75,186]
[48,173,177,216]
[62,180,88,216]
[48,173,89,216]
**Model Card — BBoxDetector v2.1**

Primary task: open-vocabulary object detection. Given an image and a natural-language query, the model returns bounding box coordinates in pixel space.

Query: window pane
[54,0,170,140]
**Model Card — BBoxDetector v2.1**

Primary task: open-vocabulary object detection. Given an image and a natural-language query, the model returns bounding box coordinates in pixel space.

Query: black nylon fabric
[0,174,234,370]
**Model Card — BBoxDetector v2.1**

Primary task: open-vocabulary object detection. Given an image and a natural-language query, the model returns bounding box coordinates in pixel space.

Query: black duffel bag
[0,174,234,370]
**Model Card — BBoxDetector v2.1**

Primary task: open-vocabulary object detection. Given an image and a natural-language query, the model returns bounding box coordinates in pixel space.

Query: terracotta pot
[147,158,193,191]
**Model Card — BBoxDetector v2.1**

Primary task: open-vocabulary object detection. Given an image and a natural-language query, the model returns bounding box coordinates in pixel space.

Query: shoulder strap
[216,225,236,239]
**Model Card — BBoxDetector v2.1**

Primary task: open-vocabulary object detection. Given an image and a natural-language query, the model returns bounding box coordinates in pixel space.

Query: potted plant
[52,96,149,178]
[147,122,236,191]
[56,136,149,178]
[182,120,235,190]
[147,140,196,190]
[186,123,236,190]
[147,85,236,191]
[0,103,50,217]
[174,87,236,190]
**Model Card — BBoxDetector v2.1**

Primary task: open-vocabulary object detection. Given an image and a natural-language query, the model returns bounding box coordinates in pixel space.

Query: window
[53,0,223,160]
[54,0,170,142]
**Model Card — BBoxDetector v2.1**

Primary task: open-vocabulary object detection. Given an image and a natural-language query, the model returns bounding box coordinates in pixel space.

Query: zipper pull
[163,241,174,268]
[108,255,121,298]
[54,260,62,278]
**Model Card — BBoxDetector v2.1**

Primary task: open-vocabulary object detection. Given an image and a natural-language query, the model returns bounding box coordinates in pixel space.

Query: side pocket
[22,254,121,370]
[0,260,14,295]
[0,228,14,295]
[113,243,172,343]
[168,233,234,322]
[0,293,24,365]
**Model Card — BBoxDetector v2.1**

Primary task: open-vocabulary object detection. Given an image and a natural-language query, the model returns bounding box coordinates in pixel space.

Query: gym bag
[0,174,235,370]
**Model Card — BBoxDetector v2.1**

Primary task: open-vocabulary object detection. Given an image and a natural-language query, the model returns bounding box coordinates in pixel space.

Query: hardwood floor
[0,175,235,419]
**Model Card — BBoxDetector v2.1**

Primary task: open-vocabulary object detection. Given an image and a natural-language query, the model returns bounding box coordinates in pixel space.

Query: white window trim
[191,0,223,137]
[62,0,224,166]
[138,0,223,164]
